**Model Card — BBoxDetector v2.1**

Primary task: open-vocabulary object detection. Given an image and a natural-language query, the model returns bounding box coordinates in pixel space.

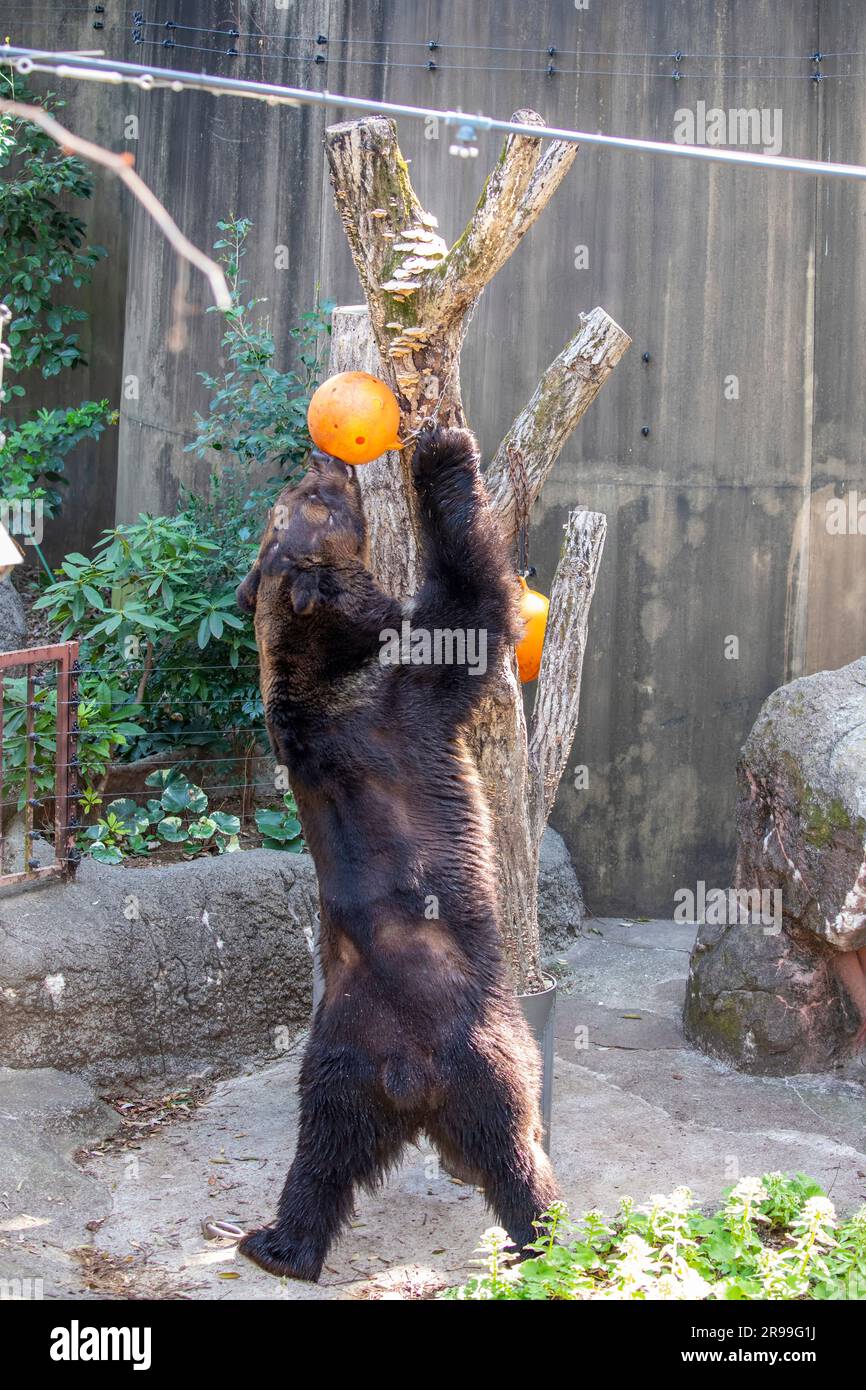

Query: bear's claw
[237,1227,323,1282]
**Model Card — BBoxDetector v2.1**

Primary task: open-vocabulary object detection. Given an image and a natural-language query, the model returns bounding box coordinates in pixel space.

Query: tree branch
[324,117,433,341]
[486,308,631,544]
[438,111,578,316]
[0,100,231,311]
[528,508,607,840]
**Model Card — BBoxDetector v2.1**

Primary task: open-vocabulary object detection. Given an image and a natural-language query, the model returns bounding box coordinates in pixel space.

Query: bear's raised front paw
[237,1226,323,1282]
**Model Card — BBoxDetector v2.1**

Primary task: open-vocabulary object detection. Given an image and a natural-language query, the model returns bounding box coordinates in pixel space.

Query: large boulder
[684,658,866,1074]
[0,577,26,654]
[0,849,320,1083]
[538,826,585,954]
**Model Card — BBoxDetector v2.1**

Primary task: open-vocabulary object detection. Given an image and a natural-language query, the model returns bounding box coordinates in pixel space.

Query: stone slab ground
[2,919,864,1300]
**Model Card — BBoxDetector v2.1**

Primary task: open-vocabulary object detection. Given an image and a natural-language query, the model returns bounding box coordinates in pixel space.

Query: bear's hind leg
[239,1057,411,1281]
[427,1054,559,1258]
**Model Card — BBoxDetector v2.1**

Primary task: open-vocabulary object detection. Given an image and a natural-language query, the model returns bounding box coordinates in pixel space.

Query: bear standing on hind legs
[235,424,559,1281]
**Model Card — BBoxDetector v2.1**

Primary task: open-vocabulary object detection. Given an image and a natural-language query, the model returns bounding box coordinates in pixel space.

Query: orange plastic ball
[515,576,549,683]
[307,371,402,465]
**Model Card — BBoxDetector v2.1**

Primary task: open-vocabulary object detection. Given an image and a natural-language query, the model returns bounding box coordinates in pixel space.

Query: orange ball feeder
[307,371,402,465]
[515,576,549,683]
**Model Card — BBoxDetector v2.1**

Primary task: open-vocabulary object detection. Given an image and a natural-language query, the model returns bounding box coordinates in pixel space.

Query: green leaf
[104,797,138,829]
[156,816,187,843]
[187,817,217,841]
[160,782,191,814]
[90,842,123,864]
[145,767,187,789]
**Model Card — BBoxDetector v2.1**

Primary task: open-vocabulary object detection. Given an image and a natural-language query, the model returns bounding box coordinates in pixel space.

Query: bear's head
[237,451,368,618]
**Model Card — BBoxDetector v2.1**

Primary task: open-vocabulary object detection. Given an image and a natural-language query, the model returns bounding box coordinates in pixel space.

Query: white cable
[4,44,866,182]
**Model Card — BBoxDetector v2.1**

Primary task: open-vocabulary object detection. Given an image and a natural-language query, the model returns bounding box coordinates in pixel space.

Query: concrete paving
[2,919,864,1300]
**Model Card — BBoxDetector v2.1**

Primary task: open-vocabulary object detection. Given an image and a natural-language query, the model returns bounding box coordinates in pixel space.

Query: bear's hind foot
[238,1226,324,1282]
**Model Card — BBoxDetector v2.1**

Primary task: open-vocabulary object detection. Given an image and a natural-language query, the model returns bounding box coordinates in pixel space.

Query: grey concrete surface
[2,917,863,1301]
[0,1068,120,1299]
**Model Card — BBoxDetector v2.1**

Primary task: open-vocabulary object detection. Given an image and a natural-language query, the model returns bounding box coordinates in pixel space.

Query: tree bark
[324,114,630,991]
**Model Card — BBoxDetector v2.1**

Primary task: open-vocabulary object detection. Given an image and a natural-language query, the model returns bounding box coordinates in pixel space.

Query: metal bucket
[309,918,556,1151]
[518,973,557,1153]
[310,911,325,1013]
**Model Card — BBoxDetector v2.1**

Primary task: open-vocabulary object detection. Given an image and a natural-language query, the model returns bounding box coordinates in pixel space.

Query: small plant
[442,1174,866,1301]
[79,767,241,864]
[255,791,304,852]
[81,804,154,865]
[760,1169,825,1229]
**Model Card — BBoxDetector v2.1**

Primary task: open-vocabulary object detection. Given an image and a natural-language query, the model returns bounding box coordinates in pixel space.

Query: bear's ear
[236,567,260,615]
[289,570,322,616]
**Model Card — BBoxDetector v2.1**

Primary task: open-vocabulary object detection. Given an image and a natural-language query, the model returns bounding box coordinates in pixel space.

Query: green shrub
[29,510,259,780]
[1,674,146,813]
[186,216,331,481]
[443,1174,866,1301]
[0,69,116,520]
[5,216,329,837]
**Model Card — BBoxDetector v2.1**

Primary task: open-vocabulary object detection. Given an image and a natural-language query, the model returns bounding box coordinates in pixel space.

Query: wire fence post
[57,639,80,880]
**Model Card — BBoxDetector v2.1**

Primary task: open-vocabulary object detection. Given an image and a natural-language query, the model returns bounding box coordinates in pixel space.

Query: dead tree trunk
[325,114,630,991]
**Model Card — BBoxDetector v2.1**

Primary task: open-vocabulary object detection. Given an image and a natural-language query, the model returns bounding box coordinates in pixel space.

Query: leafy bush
[2,507,259,816]
[443,1174,866,1301]
[0,69,116,516]
[186,216,331,481]
[30,510,259,769]
[255,791,304,852]
[0,401,116,518]
[79,768,241,864]
[5,215,328,843]
[1,673,145,812]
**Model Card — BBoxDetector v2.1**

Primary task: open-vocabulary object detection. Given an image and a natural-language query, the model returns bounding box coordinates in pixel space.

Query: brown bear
[235,424,558,1280]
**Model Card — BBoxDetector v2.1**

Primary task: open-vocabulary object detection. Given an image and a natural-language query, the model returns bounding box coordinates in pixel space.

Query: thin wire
[28,661,262,676]
[133,21,312,41]
[126,38,856,82]
[2,783,270,803]
[48,752,271,771]
[135,40,256,61]
[126,19,863,62]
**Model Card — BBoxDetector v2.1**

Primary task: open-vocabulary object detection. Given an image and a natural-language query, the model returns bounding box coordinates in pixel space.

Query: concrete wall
[11,1,866,914]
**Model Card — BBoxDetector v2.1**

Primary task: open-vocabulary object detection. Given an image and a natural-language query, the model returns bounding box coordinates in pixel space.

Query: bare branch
[468,659,546,994]
[438,111,578,315]
[528,508,607,839]
[324,118,430,339]
[0,100,231,310]
[487,308,631,544]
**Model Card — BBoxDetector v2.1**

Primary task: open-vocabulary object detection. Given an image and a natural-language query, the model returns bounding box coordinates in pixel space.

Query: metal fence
[0,641,80,888]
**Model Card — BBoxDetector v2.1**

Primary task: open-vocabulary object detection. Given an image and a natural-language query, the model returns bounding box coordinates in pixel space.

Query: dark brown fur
[235,426,558,1280]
